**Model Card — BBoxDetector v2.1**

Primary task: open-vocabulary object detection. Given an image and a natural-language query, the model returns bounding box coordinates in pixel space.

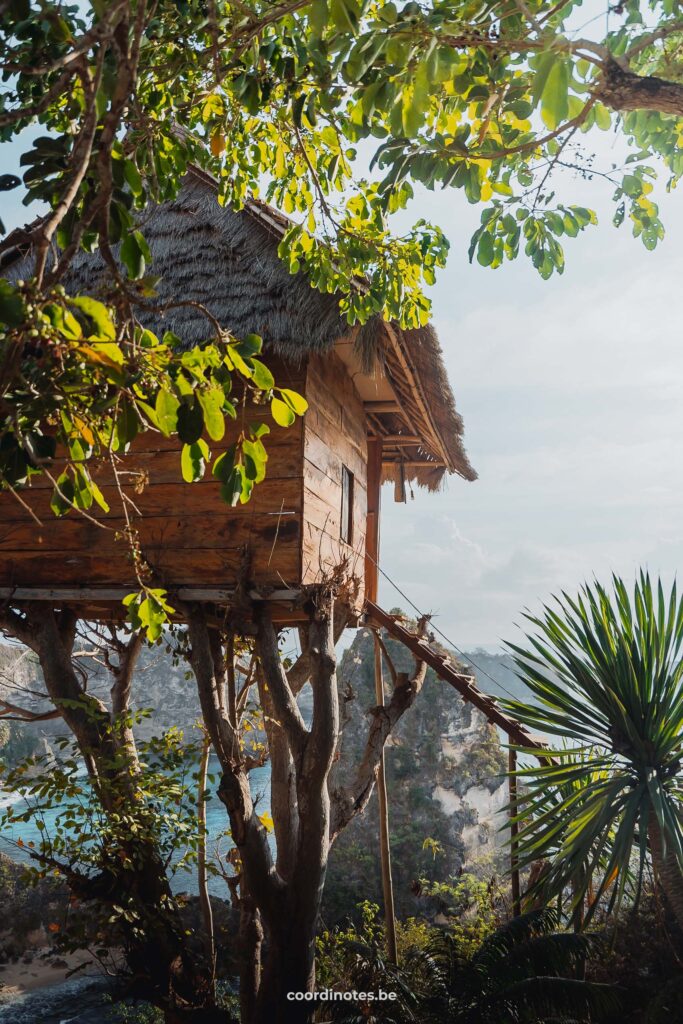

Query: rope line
[368,556,522,705]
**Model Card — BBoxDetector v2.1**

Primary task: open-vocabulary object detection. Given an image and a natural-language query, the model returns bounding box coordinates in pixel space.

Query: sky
[377,160,683,649]
[2,98,682,653]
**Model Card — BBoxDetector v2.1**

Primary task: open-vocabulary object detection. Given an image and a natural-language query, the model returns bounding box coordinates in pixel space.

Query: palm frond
[502,573,683,920]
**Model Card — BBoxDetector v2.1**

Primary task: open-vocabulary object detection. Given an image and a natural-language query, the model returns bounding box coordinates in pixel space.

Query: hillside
[324,621,512,922]
[1,621,518,926]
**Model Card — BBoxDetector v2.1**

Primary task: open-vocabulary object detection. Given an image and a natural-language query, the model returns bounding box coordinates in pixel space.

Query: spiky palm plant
[424,907,618,1024]
[505,573,683,926]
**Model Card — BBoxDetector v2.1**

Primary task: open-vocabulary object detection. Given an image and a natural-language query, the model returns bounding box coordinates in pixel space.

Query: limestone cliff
[324,620,512,922]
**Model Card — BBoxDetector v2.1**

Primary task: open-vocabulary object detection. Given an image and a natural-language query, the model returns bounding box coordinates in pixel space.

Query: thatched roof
[2,166,475,484]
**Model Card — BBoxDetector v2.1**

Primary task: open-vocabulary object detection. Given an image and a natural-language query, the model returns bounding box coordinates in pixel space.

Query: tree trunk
[255,925,317,1024]
[187,598,427,1024]
[2,605,225,1022]
[597,58,683,116]
[373,631,397,963]
[648,814,683,928]
[238,890,263,1024]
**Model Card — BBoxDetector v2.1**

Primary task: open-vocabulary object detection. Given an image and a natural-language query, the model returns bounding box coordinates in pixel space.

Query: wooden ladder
[363,600,546,751]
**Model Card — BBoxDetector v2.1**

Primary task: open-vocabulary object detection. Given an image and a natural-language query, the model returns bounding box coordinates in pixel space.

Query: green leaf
[330,0,359,33]
[89,478,110,513]
[70,296,116,340]
[0,435,29,486]
[235,333,263,357]
[271,396,296,427]
[220,467,242,506]
[243,439,267,483]
[278,388,308,416]
[124,159,143,196]
[177,399,204,444]
[0,281,26,328]
[309,0,328,36]
[50,472,75,517]
[114,400,139,450]
[212,446,236,482]
[72,464,94,510]
[540,60,570,130]
[120,231,150,279]
[531,52,557,110]
[593,102,612,131]
[477,231,494,267]
[197,388,225,441]
[250,359,275,391]
[181,439,210,482]
[136,400,161,430]
[155,389,180,437]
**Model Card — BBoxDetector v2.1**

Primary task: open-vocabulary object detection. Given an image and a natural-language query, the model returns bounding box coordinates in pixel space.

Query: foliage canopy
[2,2,683,628]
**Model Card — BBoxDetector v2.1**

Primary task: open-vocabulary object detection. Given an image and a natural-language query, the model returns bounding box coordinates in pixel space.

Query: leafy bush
[588,886,683,1024]
[316,903,620,1024]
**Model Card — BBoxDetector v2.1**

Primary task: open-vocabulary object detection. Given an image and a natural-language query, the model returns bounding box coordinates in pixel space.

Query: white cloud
[378,182,683,647]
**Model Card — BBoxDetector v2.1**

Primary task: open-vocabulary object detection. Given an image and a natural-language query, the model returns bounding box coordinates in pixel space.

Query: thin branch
[625,18,683,60]
[329,622,429,844]
[254,607,308,764]
[375,631,398,689]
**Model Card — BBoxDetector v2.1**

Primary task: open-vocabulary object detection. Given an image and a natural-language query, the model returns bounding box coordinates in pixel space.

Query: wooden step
[364,599,550,761]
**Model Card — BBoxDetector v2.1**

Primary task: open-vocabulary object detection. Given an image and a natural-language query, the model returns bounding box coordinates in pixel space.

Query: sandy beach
[0,949,102,1000]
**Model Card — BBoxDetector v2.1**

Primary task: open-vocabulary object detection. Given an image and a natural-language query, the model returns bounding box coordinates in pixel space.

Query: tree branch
[329,628,428,844]
[109,631,143,717]
[595,56,683,115]
[187,605,282,920]
[286,603,351,696]
[255,606,308,765]
[0,698,60,722]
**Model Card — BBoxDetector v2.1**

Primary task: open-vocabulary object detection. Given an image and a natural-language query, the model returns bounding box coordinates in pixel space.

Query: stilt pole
[509,746,521,917]
[373,630,398,963]
[197,731,216,991]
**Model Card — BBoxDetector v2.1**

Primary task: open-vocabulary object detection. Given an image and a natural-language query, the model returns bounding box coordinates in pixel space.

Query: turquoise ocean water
[0,754,271,898]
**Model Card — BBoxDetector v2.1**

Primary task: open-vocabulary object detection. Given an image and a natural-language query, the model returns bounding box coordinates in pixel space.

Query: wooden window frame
[340,465,354,546]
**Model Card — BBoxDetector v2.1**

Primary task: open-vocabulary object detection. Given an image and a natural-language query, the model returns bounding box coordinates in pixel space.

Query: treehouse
[0,167,475,624]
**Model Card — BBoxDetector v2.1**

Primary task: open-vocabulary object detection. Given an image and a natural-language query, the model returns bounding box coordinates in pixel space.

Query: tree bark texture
[648,813,683,929]
[597,58,683,116]
[187,603,427,1024]
[0,605,223,1023]
[372,631,397,963]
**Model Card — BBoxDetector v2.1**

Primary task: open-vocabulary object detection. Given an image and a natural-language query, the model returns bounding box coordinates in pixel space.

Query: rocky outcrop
[324,621,511,922]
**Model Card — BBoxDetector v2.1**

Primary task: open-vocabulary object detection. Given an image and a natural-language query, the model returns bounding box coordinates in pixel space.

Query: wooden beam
[382,459,447,469]
[364,401,401,414]
[0,587,301,603]
[381,323,453,471]
[373,435,422,445]
[365,438,383,604]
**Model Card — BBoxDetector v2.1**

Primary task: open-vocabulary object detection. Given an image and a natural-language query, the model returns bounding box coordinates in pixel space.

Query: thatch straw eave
[1,165,476,485]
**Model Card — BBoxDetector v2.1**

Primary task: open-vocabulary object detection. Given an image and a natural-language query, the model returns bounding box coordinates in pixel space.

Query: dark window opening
[341,465,354,545]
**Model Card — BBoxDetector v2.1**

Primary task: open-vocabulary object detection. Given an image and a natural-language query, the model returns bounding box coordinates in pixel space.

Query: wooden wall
[301,352,368,605]
[0,352,370,608]
[0,356,306,592]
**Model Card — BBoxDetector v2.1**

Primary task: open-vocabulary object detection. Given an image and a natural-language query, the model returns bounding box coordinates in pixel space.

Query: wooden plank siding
[0,356,306,593]
[0,351,371,612]
[301,353,368,605]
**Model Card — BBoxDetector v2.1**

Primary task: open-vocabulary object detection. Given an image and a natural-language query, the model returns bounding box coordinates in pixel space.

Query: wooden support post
[373,630,398,964]
[365,438,383,604]
[197,732,216,992]
[509,747,521,918]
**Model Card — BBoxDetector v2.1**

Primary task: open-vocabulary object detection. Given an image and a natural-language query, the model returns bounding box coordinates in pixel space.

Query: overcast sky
[2,116,682,652]
[378,156,683,649]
